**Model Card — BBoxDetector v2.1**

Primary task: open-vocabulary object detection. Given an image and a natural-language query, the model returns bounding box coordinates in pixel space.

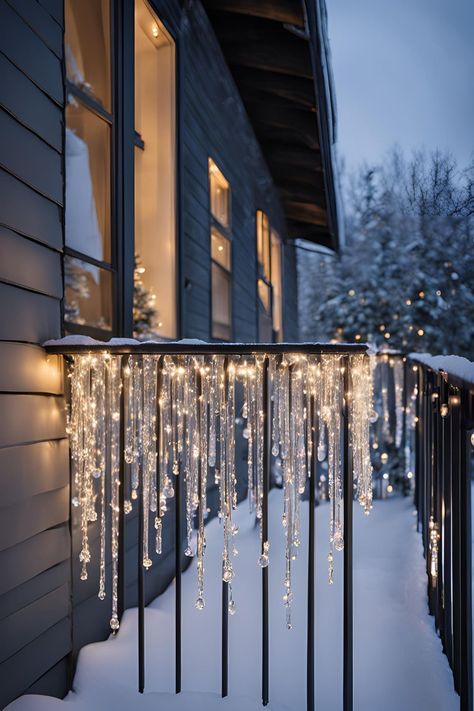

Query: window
[271,229,283,341]
[209,159,232,341]
[256,211,284,342]
[64,0,177,338]
[134,0,176,339]
[64,0,113,333]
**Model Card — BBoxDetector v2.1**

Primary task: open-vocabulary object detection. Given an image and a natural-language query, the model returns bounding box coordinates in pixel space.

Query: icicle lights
[67,349,373,631]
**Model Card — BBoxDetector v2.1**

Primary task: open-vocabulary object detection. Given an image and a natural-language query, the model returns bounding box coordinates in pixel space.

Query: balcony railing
[408,353,474,711]
[45,338,371,711]
[44,338,474,711]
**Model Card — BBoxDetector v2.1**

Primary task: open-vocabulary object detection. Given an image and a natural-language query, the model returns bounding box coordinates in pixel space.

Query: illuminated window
[256,210,270,280]
[64,0,177,338]
[64,0,113,333]
[256,212,284,342]
[134,0,176,339]
[271,230,283,341]
[209,160,232,341]
[209,158,230,229]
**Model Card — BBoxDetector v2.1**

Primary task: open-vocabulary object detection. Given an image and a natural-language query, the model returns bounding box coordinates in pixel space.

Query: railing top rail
[408,352,474,392]
[43,338,369,356]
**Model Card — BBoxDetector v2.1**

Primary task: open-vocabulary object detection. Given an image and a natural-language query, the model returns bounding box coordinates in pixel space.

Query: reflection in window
[271,230,283,341]
[209,159,232,340]
[65,0,111,110]
[134,0,176,339]
[256,212,284,342]
[64,256,112,330]
[65,102,111,262]
[211,227,231,270]
[64,0,112,334]
[209,158,230,229]
[257,210,270,280]
[212,262,232,341]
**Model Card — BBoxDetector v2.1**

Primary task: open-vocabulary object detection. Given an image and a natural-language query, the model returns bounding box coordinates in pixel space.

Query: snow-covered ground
[7,493,458,711]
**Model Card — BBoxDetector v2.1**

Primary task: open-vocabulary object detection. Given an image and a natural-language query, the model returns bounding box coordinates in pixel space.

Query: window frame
[62,0,181,340]
[63,0,116,338]
[208,158,233,342]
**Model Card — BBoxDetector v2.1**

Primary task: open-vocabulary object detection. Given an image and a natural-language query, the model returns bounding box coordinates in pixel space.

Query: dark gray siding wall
[0,0,70,708]
[70,0,300,689]
[0,0,299,706]
[175,0,297,342]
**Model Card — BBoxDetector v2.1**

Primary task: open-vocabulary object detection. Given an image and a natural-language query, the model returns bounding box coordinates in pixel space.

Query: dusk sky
[327,0,474,174]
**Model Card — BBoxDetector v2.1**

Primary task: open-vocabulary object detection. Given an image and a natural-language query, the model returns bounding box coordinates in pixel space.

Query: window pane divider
[64,246,114,272]
[66,81,114,124]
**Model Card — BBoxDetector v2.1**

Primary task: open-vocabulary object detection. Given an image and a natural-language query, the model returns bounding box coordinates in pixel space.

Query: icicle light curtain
[46,340,373,710]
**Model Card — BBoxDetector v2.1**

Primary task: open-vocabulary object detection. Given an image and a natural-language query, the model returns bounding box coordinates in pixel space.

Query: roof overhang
[203,0,342,250]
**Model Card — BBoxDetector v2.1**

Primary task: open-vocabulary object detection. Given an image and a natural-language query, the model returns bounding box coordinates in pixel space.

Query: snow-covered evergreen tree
[299,149,474,357]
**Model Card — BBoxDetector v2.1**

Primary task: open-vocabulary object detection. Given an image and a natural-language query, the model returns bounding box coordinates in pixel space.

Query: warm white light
[68,350,374,629]
[417,329,424,336]
[152,24,159,38]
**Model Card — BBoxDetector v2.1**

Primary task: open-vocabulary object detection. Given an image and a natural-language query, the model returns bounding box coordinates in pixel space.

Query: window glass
[134,0,176,339]
[209,159,230,228]
[271,230,283,340]
[64,256,112,330]
[212,263,232,341]
[257,210,270,280]
[65,101,111,262]
[258,278,271,313]
[65,0,111,110]
[211,227,231,270]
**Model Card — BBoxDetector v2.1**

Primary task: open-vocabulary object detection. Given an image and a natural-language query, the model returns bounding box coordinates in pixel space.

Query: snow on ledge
[42,336,210,347]
[43,336,367,349]
[6,690,290,711]
[409,352,474,387]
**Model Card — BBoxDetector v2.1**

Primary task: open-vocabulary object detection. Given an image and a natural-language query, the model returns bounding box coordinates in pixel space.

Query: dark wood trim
[204,0,305,27]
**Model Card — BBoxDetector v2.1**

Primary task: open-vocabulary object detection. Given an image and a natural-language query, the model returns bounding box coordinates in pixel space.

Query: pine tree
[299,149,474,358]
[133,254,159,338]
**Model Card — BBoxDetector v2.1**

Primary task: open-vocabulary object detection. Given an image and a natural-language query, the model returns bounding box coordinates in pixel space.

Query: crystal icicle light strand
[67,350,373,630]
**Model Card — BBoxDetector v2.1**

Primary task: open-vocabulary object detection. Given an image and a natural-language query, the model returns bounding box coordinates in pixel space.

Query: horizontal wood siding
[0,0,299,705]
[177,1,292,342]
[0,0,68,706]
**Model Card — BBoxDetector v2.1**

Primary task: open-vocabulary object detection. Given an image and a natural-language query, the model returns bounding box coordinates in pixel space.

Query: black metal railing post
[175,376,182,695]
[221,359,229,699]
[118,356,127,623]
[343,357,353,711]
[138,443,145,693]
[459,390,473,711]
[307,392,316,711]
[262,356,270,707]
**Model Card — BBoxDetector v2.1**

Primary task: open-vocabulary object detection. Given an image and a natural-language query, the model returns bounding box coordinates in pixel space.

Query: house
[0,0,341,705]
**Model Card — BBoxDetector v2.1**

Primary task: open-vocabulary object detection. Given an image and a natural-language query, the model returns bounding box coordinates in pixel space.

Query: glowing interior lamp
[152,24,159,38]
